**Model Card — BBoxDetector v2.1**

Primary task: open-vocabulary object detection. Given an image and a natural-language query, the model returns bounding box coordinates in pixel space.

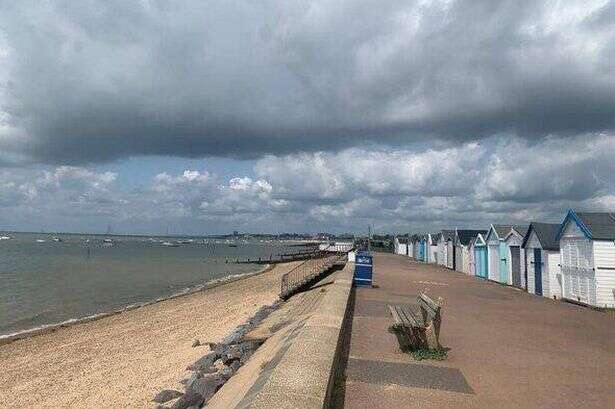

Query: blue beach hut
[473,233,488,278]
[418,235,426,262]
[485,225,512,283]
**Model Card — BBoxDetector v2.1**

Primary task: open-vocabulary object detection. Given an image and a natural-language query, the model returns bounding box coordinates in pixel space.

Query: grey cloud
[1,1,615,164]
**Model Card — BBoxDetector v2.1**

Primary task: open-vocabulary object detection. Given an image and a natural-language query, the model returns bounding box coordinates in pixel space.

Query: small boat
[176,239,193,245]
[0,236,11,241]
[161,241,179,247]
[52,236,62,242]
[228,243,237,247]
[102,238,115,246]
[36,239,46,243]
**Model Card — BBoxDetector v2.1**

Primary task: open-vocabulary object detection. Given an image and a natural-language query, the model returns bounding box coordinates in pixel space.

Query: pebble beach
[0,261,299,408]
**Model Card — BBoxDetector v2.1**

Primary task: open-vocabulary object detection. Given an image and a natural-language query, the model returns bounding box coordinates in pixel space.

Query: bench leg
[392,326,424,352]
[424,318,441,350]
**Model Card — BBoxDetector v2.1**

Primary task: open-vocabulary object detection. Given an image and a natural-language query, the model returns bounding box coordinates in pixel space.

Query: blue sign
[354,251,373,286]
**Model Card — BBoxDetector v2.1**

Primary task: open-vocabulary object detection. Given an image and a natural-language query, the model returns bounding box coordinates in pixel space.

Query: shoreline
[0,261,297,408]
[0,263,273,346]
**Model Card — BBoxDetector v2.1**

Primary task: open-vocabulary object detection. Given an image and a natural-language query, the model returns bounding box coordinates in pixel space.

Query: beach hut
[503,225,529,287]
[412,235,420,260]
[557,210,615,308]
[407,236,414,259]
[522,222,561,298]
[472,233,489,279]
[428,234,439,263]
[410,234,419,260]
[455,230,488,274]
[431,233,442,264]
[446,234,455,269]
[419,235,428,262]
[437,230,454,266]
[485,225,513,282]
[468,236,478,275]
[394,236,409,256]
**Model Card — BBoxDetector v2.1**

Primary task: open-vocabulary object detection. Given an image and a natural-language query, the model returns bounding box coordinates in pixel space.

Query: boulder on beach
[187,351,220,371]
[153,389,183,404]
[186,373,224,404]
[170,390,205,409]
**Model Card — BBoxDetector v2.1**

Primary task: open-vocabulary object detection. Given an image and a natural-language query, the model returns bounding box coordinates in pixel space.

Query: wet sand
[0,262,299,408]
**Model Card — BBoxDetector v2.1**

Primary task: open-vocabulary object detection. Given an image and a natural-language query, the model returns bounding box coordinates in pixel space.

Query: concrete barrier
[208,262,354,409]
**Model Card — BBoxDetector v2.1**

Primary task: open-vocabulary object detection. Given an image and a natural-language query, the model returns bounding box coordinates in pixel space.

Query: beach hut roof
[456,229,488,245]
[557,210,615,241]
[522,222,560,251]
[576,212,615,239]
[441,229,455,241]
[493,224,513,238]
[512,225,529,238]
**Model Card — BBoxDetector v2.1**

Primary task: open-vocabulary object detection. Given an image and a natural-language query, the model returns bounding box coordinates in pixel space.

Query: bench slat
[398,305,422,328]
[417,293,440,313]
[389,304,422,328]
[388,305,402,325]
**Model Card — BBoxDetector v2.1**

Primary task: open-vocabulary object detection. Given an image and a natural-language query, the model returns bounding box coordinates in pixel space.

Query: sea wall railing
[280,253,346,299]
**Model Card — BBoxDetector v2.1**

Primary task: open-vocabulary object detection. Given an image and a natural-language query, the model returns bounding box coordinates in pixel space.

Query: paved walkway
[336,253,615,408]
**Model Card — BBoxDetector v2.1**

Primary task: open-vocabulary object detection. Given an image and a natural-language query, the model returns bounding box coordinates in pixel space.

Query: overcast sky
[0,0,614,234]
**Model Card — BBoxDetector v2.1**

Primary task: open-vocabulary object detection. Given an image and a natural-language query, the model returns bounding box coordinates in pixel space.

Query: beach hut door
[534,249,543,296]
[510,246,521,287]
[499,242,508,283]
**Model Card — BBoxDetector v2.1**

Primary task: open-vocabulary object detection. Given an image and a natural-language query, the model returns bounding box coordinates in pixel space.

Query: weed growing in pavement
[410,347,448,361]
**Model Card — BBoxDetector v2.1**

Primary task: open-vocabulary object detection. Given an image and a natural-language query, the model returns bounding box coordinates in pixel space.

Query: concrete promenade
[335,253,615,408]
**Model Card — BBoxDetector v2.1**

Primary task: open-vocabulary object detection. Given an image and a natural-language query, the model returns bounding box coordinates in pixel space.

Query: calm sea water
[0,233,300,337]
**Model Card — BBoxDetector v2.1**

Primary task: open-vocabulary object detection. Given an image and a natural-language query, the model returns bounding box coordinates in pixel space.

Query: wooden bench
[388,293,442,351]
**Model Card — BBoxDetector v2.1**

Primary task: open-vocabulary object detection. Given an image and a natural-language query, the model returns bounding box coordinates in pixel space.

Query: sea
[0,232,303,339]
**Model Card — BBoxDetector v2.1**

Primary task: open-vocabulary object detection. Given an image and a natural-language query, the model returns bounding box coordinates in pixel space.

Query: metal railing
[280,254,346,299]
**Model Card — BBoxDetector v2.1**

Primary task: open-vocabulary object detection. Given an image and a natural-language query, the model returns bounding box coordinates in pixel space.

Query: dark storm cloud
[1,0,615,164]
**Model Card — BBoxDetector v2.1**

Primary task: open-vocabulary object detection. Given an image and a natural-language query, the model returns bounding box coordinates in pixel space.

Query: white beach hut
[394,236,408,256]
[557,210,615,308]
[503,225,529,288]
[438,230,454,266]
[429,234,438,264]
[522,222,561,298]
[446,234,455,269]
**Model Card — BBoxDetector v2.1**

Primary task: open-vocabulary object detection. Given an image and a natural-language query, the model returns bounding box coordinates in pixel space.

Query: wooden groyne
[229,251,327,265]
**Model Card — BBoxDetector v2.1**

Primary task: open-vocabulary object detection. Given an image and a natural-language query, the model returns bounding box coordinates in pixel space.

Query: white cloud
[0,133,613,233]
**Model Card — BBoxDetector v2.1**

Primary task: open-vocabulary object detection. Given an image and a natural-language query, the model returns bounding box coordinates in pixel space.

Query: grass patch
[410,347,448,361]
[388,324,449,360]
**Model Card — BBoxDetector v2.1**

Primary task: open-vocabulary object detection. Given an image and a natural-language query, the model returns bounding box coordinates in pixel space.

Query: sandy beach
[0,262,299,408]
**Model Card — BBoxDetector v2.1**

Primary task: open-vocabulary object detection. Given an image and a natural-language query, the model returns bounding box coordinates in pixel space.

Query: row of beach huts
[393,209,615,309]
